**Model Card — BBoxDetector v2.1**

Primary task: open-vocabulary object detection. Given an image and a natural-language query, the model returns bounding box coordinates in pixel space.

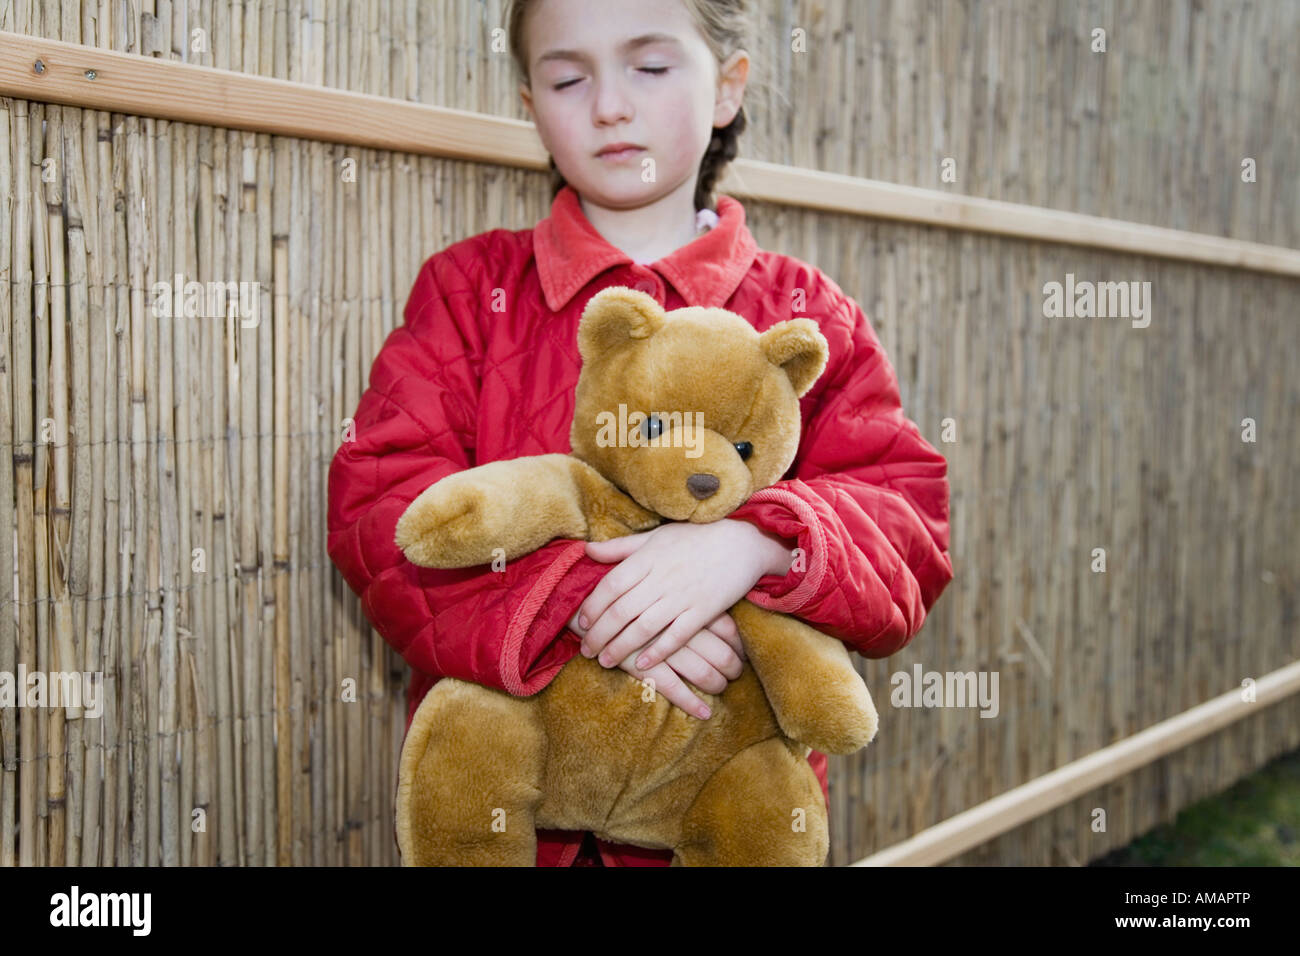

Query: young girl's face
[519,0,746,209]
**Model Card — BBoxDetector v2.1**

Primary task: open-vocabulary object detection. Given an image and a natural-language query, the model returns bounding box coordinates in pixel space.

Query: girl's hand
[574,520,794,674]
[567,610,745,718]
[667,612,748,691]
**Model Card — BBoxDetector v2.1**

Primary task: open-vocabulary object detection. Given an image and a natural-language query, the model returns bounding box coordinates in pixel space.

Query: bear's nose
[685,474,720,500]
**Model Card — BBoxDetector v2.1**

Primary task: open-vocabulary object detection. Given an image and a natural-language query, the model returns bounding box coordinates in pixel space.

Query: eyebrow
[535,33,683,66]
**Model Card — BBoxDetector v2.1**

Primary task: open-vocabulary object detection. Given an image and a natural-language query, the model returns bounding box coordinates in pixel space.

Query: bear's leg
[396,678,546,866]
[730,599,878,755]
[672,737,829,867]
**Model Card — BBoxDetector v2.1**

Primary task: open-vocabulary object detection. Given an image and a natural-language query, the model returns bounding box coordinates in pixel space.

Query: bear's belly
[533,653,782,849]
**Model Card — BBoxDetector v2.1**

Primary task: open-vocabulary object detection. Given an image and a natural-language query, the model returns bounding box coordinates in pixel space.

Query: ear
[759,318,829,398]
[519,81,534,121]
[576,286,666,361]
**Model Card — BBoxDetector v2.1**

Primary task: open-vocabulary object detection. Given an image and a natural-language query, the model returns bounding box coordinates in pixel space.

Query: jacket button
[627,270,661,300]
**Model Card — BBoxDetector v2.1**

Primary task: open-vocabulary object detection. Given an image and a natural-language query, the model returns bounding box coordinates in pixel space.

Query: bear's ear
[577,286,666,361]
[759,318,829,398]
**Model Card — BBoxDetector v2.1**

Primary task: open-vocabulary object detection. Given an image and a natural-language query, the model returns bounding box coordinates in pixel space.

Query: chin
[580,178,659,206]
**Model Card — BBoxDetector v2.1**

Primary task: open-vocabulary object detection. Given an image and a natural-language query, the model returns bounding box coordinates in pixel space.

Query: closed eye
[552,67,668,90]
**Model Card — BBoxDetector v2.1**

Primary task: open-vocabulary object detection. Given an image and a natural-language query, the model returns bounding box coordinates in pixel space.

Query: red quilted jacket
[326,184,954,867]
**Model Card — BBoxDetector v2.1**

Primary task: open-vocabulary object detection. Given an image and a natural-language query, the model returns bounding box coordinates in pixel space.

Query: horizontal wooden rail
[3,31,1299,277]
[852,659,1300,866]
[0,31,546,167]
[727,159,1300,276]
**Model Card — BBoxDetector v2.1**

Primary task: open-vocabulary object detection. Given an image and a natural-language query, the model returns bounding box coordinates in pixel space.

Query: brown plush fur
[392,287,878,866]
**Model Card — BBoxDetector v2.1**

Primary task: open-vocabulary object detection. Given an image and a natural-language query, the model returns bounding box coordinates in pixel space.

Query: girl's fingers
[677,630,744,682]
[595,594,679,667]
[585,532,652,563]
[660,644,728,695]
[575,557,652,645]
[618,657,711,719]
[632,609,710,671]
[706,612,744,660]
[580,574,659,659]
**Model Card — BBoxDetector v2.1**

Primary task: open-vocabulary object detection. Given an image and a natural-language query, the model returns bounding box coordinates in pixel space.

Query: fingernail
[636,655,651,669]
[598,653,611,667]
[579,615,589,629]
[698,705,711,719]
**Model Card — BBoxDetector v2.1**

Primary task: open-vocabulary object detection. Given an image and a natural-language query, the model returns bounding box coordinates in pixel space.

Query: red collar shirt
[327,184,953,866]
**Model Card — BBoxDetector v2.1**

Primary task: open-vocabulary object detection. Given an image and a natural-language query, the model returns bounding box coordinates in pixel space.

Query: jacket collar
[534,184,759,312]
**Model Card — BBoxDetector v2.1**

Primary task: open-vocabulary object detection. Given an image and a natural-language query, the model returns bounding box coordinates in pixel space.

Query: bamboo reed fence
[0,0,1297,867]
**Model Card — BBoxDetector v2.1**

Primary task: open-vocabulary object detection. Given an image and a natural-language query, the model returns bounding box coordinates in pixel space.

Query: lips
[597,144,645,160]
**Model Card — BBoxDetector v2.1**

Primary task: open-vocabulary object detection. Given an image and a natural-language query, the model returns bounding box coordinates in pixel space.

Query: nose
[686,474,720,500]
[593,75,633,126]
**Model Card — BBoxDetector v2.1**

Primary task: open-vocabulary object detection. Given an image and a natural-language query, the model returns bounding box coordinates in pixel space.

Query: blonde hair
[506,0,754,212]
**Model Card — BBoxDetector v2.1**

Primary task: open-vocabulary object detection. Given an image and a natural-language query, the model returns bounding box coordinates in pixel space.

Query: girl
[327,0,953,867]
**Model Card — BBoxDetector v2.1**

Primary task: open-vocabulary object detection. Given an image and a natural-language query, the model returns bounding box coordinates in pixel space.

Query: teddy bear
[391,286,878,866]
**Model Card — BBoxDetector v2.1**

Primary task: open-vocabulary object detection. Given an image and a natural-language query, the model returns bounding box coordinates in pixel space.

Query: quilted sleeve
[326,250,608,695]
[727,290,954,659]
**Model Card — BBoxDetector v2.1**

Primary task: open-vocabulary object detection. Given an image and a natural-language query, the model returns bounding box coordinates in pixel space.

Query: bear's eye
[734,441,753,461]
[640,415,664,440]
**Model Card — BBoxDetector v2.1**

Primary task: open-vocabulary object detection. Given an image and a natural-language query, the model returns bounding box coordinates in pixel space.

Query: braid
[695,105,746,212]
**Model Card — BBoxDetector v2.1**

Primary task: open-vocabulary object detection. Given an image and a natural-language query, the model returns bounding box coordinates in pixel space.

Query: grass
[1090,748,1300,866]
